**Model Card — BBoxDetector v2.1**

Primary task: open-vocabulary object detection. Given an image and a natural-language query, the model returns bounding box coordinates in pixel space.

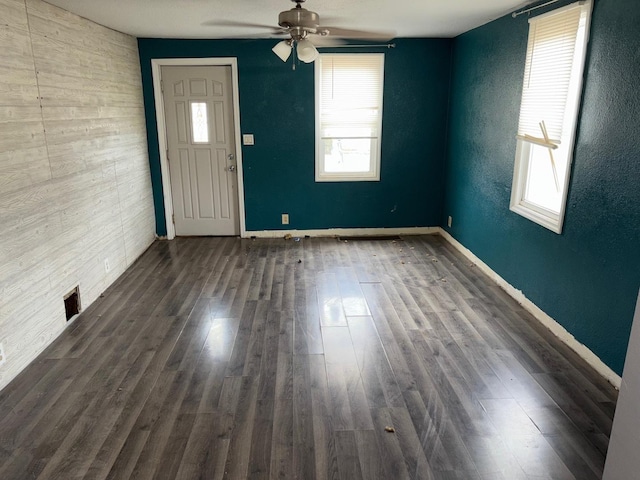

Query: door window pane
[190,102,209,143]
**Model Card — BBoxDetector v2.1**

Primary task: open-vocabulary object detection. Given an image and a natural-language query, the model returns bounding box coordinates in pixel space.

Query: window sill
[510,202,563,234]
[315,173,380,182]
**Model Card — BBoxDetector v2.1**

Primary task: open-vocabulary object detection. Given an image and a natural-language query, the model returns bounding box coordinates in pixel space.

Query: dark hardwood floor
[0,235,617,479]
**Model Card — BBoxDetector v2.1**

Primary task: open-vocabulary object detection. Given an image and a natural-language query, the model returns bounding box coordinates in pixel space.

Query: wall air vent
[64,286,81,321]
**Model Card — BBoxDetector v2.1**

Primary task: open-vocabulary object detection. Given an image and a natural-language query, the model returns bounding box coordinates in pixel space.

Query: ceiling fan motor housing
[278,7,320,33]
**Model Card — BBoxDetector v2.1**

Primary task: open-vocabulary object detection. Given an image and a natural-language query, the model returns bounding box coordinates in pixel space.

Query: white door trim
[151,58,246,239]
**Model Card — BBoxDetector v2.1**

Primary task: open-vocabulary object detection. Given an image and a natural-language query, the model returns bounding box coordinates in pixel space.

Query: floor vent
[64,287,81,321]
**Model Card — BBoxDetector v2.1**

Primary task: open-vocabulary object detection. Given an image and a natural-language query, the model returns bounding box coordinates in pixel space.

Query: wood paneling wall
[0,0,155,390]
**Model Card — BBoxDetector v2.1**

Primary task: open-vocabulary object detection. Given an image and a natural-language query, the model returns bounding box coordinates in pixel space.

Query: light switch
[242,134,255,146]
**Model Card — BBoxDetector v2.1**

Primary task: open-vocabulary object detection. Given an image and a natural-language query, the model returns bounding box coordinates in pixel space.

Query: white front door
[161,65,239,236]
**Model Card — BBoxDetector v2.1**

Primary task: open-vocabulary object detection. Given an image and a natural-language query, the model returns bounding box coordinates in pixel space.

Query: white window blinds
[517,2,590,143]
[318,54,384,140]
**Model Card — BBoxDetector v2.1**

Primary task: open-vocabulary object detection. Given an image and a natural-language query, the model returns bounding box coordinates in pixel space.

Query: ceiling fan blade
[320,26,395,41]
[202,19,286,31]
[213,33,289,39]
[307,35,346,47]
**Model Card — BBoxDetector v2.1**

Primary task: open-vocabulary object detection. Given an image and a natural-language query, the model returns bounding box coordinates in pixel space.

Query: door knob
[227,153,235,161]
[228,165,236,172]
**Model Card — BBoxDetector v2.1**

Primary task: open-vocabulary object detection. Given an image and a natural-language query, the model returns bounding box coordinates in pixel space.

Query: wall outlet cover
[104,258,111,273]
[282,213,289,225]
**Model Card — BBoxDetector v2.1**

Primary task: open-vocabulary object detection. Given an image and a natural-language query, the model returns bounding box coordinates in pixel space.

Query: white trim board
[438,228,621,389]
[244,226,439,239]
[151,58,247,240]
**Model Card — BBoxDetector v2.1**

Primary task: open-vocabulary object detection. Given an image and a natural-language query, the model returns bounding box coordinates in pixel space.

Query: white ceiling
[43,0,534,39]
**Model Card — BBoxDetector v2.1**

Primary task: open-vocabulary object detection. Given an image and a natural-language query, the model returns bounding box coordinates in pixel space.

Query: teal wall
[138,38,452,234]
[443,0,640,375]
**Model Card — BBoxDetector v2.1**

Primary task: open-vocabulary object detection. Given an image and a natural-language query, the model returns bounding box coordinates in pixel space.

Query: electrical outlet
[104,258,111,273]
[0,343,6,367]
[447,216,453,228]
[281,213,289,225]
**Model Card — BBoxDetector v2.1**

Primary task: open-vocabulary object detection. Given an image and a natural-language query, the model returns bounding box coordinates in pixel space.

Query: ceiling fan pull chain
[292,42,297,70]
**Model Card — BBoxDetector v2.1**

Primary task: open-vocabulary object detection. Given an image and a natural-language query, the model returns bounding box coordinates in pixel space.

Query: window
[510,0,592,233]
[190,102,209,143]
[315,54,385,182]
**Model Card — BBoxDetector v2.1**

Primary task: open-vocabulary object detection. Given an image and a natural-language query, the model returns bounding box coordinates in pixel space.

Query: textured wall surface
[137,38,452,234]
[0,0,155,389]
[443,0,640,374]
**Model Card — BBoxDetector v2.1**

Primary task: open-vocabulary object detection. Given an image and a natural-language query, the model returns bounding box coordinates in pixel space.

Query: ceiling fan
[212,0,393,64]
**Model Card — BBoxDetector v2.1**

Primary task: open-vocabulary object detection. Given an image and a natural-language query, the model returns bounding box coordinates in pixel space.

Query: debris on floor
[384,426,395,433]
[284,234,292,240]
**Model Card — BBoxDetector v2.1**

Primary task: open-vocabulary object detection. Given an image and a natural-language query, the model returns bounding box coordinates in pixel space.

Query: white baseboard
[438,228,621,389]
[244,226,439,239]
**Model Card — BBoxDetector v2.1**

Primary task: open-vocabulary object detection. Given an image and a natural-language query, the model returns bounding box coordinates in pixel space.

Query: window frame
[314,53,385,182]
[510,0,593,234]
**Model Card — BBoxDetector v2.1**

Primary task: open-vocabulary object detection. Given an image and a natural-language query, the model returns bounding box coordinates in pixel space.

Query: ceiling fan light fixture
[272,40,293,62]
[296,38,318,63]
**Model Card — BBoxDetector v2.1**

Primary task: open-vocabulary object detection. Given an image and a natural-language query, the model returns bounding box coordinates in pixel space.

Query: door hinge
[166,149,169,161]
[172,213,175,225]
[160,80,164,93]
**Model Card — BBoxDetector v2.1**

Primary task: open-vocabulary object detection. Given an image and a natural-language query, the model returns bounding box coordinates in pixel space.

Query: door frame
[151,58,246,239]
